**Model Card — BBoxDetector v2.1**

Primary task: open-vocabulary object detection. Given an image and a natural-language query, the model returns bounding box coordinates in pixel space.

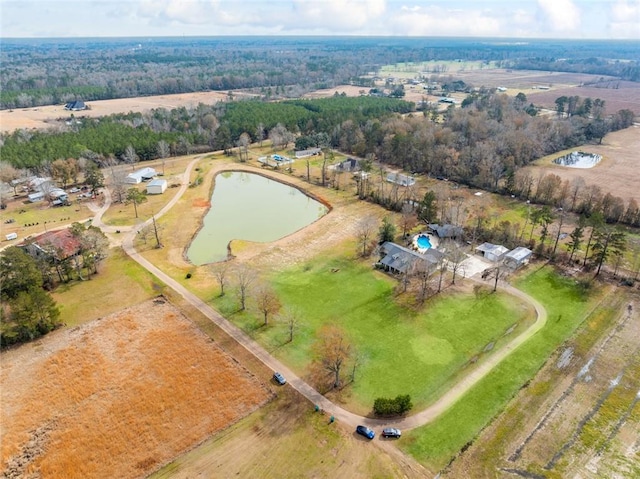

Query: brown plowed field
[0,299,272,479]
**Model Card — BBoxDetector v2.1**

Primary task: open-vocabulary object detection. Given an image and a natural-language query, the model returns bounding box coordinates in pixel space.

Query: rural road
[92,159,548,432]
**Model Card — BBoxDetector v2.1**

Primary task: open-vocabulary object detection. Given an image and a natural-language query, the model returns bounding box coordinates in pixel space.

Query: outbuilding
[125,167,157,184]
[28,192,45,202]
[504,247,533,269]
[475,242,510,262]
[146,179,168,195]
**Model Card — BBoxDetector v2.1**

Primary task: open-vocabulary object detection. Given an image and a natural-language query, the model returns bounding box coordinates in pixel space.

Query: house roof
[380,241,443,274]
[428,223,463,238]
[505,247,532,262]
[28,229,82,260]
[147,179,167,187]
[65,100,86,110]
[127,167,157,182]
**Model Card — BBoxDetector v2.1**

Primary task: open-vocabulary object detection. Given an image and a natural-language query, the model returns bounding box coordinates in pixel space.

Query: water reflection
[553,151,602,169]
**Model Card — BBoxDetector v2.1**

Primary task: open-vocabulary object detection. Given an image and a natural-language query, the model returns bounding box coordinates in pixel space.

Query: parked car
[273,372,286,385]
[382,427,402,438]
[356,425,375,440]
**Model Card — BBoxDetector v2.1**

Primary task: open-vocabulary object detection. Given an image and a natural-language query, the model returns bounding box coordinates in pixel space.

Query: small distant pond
[187,171,328,265]
[553,151,602,169]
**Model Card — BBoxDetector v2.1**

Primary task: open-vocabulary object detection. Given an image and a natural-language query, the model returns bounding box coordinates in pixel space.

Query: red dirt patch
[191,198,211,208]
[0,299,272,479]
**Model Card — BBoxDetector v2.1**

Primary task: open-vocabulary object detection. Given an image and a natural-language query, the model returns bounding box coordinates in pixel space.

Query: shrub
[373,394,413,416]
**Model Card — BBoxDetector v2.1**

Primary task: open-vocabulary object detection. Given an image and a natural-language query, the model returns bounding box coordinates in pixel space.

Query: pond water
[187,171,328,265]
[553,151,602,169]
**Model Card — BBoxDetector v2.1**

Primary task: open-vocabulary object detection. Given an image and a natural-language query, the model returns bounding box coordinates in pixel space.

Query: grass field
[209,253,533,414]
[401,265,607,470]
[51,248,160,327]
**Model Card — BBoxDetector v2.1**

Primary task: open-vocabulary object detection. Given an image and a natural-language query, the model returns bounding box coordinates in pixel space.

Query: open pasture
[524,125,640,204]
[0,299,272,479]
[0,90,257,133]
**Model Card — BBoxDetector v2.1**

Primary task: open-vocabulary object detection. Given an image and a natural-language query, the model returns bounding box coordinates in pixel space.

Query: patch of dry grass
[0,300,272,479]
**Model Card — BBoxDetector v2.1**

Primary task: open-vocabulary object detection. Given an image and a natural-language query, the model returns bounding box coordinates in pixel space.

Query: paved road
[93,159,548,432]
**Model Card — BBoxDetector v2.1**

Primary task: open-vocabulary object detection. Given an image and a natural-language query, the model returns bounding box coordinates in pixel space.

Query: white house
[146,179,168,195]
[125,167,157,184]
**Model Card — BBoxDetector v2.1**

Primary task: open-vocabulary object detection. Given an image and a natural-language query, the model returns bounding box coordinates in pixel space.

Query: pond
[187,171,328,265]
[553,151,602,169]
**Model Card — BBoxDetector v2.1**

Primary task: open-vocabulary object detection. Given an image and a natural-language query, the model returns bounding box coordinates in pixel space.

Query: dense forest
[2,37,638,109]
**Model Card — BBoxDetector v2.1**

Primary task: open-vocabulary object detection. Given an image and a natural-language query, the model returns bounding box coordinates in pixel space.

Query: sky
[1,0,639,39]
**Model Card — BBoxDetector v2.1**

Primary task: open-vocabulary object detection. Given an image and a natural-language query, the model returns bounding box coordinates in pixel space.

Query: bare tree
[122,145,139,171]
[400,203,417,239]
[445,240,467,285]
[0,162,21,195]
[413,259,435,304]
[110,170,128,204]
[356,216,377,257]
[255,122,265,147]
[235,265,254,311]
[237,132,251,162]
[211,262,230,297]
[157,140,170,175]
[255,284,281,326]
[282,307,301,343]
[313,324,352,389]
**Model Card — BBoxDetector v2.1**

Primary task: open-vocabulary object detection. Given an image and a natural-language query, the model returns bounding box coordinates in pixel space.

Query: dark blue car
[356,425,375,439]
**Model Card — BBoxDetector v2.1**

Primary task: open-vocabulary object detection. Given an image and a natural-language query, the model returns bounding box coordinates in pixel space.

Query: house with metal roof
[386,172,416,187]
[64,100,87,111]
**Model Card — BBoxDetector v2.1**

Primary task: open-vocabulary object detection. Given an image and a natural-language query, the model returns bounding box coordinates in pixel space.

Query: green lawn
[213,255,532,413]
[52,248,159,327]
[401,265,603,470]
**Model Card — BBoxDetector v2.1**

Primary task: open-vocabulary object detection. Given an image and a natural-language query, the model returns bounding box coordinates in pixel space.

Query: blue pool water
[416,235,432,250]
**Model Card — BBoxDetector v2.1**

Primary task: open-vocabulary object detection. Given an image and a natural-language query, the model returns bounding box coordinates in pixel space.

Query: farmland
[0,299,272,479]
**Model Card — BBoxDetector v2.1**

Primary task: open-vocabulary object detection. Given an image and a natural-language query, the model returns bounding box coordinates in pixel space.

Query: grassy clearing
[149,387,425,479]
[51,248,160,327]
[401,265,605,470]
[379,60,493,77]
[211,254,532,414]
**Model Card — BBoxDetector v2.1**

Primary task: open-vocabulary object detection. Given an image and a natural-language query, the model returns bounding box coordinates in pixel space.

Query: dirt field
[0,299,272,479]
[0,90,257,133]
[524,125,640,205]
[445,290,640,478]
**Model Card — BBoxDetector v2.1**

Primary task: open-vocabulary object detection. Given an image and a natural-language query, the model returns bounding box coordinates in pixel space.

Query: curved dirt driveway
[94,158,547,431]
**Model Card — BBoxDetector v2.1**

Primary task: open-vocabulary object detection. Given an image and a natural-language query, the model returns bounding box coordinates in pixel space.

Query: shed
[475,242,510,262]
[146,179,168,195]
[6,233,18,241]
[386,172,416,187]
[295,148,322,158]
[125,167,157,184]
[28,192,45,202]
[504,247,533,269]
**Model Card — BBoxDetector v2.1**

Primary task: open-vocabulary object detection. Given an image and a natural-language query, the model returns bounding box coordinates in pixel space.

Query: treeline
[3,37,638,110]
[0,96,413,169]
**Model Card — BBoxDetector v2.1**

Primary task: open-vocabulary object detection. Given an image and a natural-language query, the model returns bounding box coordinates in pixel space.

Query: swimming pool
[413,234,432,253]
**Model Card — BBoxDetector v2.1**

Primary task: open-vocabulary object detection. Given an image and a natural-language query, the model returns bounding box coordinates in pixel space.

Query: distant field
[524,125,640,204]
[0,90,257,133]
[0,299,271,479]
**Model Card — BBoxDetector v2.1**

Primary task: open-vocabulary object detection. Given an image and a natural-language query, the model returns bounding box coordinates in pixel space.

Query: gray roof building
[379,241,443,275]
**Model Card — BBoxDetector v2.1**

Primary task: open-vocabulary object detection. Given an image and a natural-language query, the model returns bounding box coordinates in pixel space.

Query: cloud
[138,0,220,25]
[389,5,502,37]
[537,0,581,32]
[609,0,640,38]
[291,0,386,30]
